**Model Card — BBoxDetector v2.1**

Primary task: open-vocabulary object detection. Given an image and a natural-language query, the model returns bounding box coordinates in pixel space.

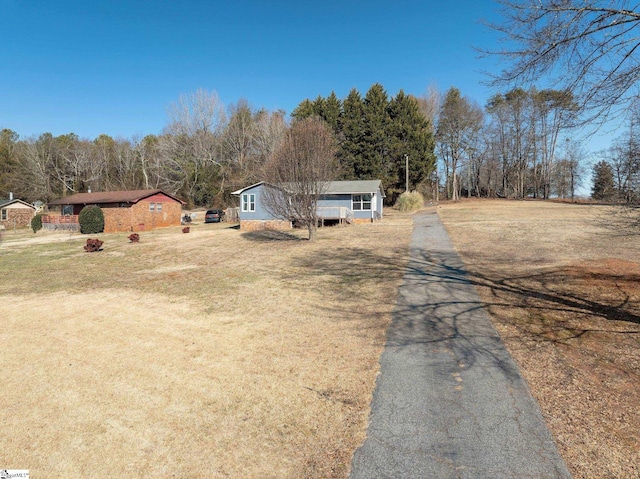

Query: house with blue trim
[231,180,385,231]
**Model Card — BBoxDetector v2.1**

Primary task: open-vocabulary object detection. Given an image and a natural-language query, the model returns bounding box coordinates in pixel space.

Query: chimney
[9,192,13,200]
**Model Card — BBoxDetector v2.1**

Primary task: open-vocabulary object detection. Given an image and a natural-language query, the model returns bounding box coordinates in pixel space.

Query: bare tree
[261,117,338,241]
[13,134,56,201]
[487,1,640,124]
[133,134,162,190]
[554,138,586,199]
[609,117,640,202]
[437,87,484,200]
[417,84,441,134]
[159,89,226,205]
[166,88,226,136]
[253,109,287,168]
[222,99,255,181]
[532,89,577,198]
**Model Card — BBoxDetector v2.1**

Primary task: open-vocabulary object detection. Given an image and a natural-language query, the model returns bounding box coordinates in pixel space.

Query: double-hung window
[1,209,6,220]
[242,193,255,212]
[352,194,372,211]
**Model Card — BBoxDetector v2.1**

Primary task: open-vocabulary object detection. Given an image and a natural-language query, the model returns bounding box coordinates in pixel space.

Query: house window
[1,209,6,220]
[62,205,73,216]
[242,193,255,212]
[149,202,155,212]
[352,194,372,211]
[156,203,163,212]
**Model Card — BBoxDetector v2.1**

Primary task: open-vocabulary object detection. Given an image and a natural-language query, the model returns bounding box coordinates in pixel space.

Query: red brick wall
[0,207,35,228]
[103,200,182,233]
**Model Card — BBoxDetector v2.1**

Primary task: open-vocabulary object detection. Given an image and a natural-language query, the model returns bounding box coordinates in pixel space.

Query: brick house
[47,189,185,233]
[0,195,36,229]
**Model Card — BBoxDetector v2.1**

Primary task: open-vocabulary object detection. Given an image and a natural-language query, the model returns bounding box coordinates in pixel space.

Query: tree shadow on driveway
[289,244,640,374]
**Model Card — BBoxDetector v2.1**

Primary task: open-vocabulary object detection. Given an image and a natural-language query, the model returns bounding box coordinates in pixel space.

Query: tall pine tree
[291,84,437,200]
[360,83,390,183]
[387,91,436,198]
[338,88,365,180]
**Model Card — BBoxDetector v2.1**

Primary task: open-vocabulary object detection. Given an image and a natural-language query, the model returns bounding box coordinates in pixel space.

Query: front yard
[0,214,412,478]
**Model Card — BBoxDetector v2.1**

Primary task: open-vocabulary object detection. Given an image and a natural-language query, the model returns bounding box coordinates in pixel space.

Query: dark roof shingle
[48,189,184,206]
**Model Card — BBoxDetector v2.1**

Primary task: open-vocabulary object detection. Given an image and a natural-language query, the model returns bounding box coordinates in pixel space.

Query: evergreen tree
[591,160,616,201]
[360,83,390,183]
[323,91,342,132]
[312,95,326,118]
[290,85,437,201]
[387,91,436,197]
[338,88,365,179]
[291,99,315,122]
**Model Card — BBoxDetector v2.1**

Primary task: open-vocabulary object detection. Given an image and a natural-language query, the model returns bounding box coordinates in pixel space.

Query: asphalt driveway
[349,210,571,478]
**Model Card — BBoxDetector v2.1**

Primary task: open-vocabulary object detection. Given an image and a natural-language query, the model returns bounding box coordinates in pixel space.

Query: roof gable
[231,182,266,196]
[0,198,36,209]
[48,189,185,206]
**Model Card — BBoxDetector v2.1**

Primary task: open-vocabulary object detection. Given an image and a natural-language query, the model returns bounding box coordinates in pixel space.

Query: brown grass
[0,213,412,478]
[438,199,640,479]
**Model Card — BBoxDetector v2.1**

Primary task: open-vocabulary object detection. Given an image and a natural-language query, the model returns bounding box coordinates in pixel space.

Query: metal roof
[48,189,185,206]
[324,180,385,196]
[232,180,385,197]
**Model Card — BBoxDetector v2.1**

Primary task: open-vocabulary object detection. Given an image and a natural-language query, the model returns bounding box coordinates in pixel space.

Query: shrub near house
[79,205,105,234]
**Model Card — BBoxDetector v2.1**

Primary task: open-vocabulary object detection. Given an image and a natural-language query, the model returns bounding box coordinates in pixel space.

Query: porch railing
[41,215,80,230]
[317,206,353,222]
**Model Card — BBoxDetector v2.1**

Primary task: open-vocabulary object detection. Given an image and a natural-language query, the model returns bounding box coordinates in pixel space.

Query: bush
[84,238,104,252]
[396,191,425,212]
[78,205,104,234]
[31,214,43,233]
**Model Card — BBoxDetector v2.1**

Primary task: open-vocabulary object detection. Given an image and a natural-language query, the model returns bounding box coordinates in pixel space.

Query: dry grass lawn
[0,213,412,478]
[3,200,638,478]
[439,199,640,479]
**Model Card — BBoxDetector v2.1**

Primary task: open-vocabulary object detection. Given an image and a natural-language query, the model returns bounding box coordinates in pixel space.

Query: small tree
[78,205,105,234]
[262,117,338,241]
[31,214,43,233]
[591,160,616,201]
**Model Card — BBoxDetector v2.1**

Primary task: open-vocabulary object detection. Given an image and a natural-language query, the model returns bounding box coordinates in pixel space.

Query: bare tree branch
[261,117,338,241]
[485,0,640,124]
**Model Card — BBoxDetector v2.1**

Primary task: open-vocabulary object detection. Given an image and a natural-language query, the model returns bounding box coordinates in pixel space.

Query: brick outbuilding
[47,189,185,233]
[0,196,36,229]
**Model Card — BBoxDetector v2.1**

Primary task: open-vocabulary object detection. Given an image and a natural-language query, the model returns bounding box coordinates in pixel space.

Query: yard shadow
[241,230,303,242]
[289,238,640,373]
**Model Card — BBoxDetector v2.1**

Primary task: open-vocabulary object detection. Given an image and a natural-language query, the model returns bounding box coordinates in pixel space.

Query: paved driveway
[349,211,571,478]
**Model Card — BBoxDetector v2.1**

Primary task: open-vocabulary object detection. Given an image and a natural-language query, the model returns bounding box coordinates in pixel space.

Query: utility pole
[405,154,409,192]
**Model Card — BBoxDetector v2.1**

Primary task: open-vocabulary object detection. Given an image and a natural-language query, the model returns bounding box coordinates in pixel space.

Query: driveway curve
[349,210,570,479]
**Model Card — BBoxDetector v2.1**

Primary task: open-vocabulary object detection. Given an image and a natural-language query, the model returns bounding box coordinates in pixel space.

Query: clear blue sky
[1,0,504,140]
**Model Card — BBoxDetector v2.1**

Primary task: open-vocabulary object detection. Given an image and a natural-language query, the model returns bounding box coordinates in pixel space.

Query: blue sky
[1,0,505,140]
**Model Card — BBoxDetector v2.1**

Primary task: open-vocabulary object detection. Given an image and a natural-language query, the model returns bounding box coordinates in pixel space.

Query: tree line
[291,84,436,203]
[592,106,640,204]
[0,90,287,208]
[2,82,636,208]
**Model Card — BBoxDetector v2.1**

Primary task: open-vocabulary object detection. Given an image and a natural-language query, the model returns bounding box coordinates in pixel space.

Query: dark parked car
[204,209,225,223]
